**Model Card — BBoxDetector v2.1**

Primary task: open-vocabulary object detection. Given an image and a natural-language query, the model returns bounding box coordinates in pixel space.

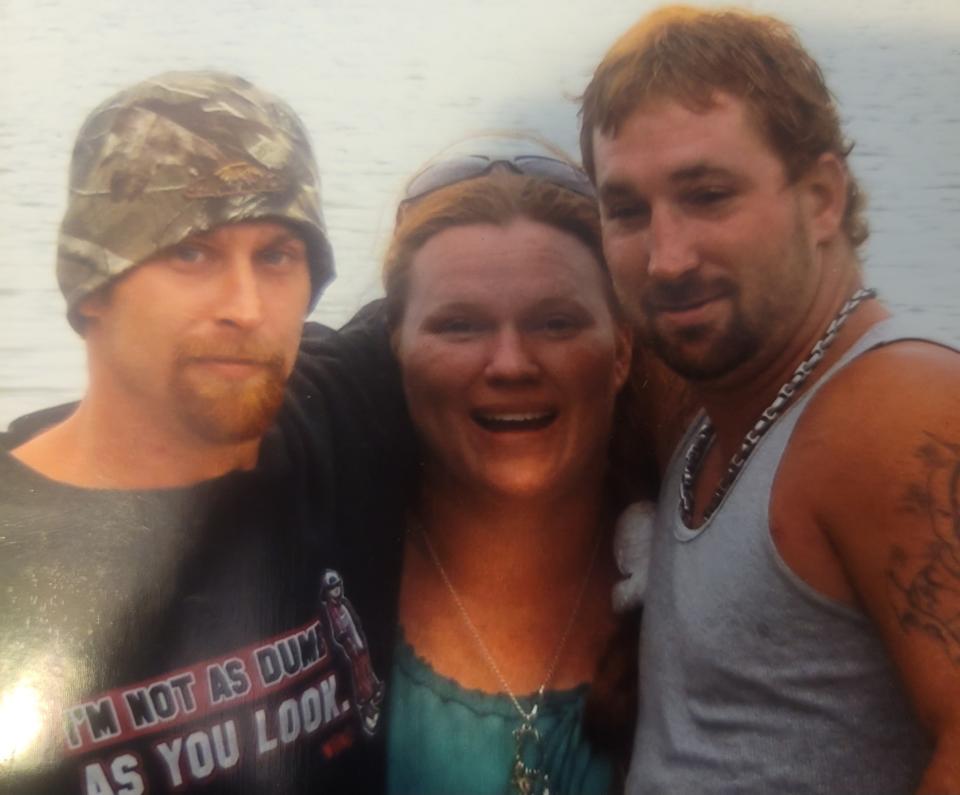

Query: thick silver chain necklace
[417,523,601,795]
[680,287,877,527]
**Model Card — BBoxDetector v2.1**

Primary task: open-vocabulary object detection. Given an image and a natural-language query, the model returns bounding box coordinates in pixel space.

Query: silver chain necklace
[680,287,877,527]
[417,523,602,795]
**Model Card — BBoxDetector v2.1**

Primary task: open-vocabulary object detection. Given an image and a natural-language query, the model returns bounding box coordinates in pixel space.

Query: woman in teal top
[389,630,613,794]
[380,138,665,795]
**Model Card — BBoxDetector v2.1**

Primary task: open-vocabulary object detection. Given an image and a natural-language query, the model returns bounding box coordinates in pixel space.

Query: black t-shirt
[0,309,417,794]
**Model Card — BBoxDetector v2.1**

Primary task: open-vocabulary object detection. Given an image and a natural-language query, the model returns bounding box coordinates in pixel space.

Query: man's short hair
[579,5,868,248]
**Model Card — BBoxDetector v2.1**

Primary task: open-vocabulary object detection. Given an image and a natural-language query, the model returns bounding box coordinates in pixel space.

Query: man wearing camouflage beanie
[0,71,413,794]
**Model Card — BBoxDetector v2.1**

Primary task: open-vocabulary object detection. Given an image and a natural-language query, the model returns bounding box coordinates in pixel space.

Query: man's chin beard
[645,319,761,382]
[171,366,286,445]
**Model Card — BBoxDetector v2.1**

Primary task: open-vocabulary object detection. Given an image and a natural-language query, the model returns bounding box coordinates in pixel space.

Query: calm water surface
[0,0,957,426]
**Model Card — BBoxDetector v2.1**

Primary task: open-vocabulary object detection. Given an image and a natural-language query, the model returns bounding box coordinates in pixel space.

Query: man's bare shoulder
[775,337,958,585]
[853,337,960,380]
[778,337,960,768]
[771,338,958,603]
[793,338,960,456]
[779,340,957,530]
[780,335,960,606]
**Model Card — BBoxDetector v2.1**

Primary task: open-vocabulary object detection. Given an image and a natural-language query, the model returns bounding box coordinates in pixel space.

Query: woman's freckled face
[394,218,631,500]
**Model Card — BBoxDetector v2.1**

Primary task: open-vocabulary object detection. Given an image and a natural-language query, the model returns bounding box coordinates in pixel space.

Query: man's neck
[10,396,261,490]
[695,272,889,461]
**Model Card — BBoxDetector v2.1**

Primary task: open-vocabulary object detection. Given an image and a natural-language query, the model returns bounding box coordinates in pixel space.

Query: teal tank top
[387,631,616,795]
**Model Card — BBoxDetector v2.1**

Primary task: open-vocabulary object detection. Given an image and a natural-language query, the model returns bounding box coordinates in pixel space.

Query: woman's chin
[465,465,586,503]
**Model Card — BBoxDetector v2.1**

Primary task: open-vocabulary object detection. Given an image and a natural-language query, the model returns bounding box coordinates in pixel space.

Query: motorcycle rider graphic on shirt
[320,569,385,736]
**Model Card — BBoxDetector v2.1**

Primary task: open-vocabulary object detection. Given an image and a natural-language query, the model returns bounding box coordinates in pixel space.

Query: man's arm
[806,341,960,793]
[265,300,417,474]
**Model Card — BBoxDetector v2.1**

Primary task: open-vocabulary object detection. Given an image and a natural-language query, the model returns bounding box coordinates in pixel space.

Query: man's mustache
[641,275,737,313]
[174,337,286,372]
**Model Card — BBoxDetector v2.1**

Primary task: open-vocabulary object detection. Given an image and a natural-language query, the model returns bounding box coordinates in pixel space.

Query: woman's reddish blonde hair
[383,169,615,327]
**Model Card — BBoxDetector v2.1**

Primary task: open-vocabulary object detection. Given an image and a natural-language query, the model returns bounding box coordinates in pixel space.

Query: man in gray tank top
[578,6,960,794]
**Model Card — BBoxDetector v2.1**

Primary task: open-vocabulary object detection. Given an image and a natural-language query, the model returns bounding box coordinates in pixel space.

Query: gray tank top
[628,320,945,794]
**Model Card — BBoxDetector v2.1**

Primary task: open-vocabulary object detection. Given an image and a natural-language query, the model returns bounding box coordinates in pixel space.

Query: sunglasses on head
[399,154,596,211]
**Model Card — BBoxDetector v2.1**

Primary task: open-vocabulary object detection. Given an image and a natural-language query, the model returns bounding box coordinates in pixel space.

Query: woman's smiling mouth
[470,410,558,432]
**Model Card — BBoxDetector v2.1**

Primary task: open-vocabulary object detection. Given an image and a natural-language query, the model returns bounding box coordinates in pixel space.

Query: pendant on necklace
[510,706,550,795]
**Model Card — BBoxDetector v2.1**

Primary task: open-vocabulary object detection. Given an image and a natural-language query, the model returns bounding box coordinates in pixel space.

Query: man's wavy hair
[579,5,868,248]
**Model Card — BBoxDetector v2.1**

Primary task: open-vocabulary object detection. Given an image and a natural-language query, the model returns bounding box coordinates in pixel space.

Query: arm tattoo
[888,433,960,664]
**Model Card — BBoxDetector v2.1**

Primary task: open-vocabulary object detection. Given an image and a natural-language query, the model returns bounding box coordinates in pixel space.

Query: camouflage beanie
[57,70,334,332]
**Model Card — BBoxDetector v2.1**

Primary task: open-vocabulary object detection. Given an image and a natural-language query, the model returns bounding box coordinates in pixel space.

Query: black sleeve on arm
[266,300,418,701]
[266,299,420,514]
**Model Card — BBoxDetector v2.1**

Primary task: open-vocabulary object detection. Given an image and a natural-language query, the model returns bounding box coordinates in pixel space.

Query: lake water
[1,0,957,427]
